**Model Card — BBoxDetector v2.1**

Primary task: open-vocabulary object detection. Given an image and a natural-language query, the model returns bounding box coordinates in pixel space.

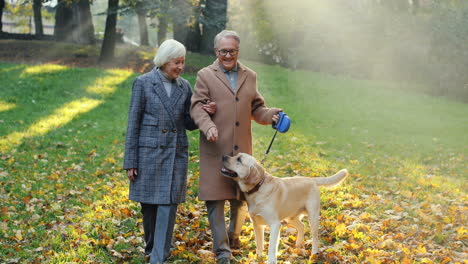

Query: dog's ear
[245,163,265,185]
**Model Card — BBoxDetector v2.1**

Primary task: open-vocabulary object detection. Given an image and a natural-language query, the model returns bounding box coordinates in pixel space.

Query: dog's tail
[315,169,349,188]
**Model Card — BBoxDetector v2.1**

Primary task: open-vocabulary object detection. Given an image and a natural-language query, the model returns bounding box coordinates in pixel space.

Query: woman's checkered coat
[123,68,197,204]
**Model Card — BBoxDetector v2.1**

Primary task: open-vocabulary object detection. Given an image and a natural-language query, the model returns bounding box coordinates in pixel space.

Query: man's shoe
[228,235,241,250]
[217,257,231,264]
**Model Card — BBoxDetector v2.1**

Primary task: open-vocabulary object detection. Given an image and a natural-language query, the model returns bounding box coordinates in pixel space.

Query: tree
[199,0,227,54]
[54,0,74,41]
[157,0,169,45]
[183,1,202,52]
[54,0,94,43]
[135,1,149,46]
[171,0,191,45]
[412,0,420,14]
[76,0,95,44]
[32,0,43,35]
[99,0,119,63]
[0,0,5,32]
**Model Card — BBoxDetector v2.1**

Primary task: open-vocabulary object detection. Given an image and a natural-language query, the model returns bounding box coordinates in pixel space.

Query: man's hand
[202,100,217,115]
[206,127,218,142]
[127,168,138,182]
[272,109,283,124]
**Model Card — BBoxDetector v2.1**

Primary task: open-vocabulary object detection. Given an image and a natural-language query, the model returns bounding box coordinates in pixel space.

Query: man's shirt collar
[219,63,238,73]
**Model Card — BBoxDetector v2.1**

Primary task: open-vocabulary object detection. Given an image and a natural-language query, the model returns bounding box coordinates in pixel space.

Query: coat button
[176,144,180,149]
[160,145,165,149]
[234,145,239,150]
[235,97,239,102]
[172,129,177,133]
[162,129,168,133]
[235,122,239,126]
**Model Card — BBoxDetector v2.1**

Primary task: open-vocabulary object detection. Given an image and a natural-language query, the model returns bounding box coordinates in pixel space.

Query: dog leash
[260,112,291,165]
[260,130,278,165]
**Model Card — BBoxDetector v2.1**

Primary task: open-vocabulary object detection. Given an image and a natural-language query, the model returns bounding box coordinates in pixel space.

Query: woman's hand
[127,168,138,182]
[206,127,218,142]
[202,100,217,115]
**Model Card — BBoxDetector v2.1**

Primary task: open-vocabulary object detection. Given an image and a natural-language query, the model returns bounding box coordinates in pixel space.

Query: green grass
[0,59,466,263]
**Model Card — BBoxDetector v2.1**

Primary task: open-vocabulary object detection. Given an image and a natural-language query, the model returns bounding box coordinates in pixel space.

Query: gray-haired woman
[123,39,214,264]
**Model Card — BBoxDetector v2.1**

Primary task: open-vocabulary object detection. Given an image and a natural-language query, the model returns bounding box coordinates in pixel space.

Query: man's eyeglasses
[217,49,239,56]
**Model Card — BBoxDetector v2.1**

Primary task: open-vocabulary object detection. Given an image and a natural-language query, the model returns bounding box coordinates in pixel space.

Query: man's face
[215,37,239,71]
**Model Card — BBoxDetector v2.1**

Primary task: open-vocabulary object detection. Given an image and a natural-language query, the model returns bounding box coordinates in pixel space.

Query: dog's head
[221,153,265,186]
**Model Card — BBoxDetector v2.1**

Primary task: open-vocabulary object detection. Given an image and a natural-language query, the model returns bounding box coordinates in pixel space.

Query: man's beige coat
[191,60,280,201]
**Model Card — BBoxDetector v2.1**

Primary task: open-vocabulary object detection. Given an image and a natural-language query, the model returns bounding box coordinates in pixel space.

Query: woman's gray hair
[214,30,240,49]
[153,39,186,67]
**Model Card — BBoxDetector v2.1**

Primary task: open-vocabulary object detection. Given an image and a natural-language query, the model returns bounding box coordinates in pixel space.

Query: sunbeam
[0,100,16,112]
[0,97,102,152]
[0,67,132,151]
[86,69,132,95]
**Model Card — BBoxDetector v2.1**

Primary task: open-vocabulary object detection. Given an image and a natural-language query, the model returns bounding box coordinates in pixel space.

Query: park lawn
[0,60,466,263]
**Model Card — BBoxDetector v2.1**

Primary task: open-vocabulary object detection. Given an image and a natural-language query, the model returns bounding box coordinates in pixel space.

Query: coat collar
[210,60,247,94]
[149,67,183,126]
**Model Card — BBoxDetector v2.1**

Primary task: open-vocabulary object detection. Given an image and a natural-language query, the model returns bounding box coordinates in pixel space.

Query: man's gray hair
[153,39,186,67]
[214,30,240,49]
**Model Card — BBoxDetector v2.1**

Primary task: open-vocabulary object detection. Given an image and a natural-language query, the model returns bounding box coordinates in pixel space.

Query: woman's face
[162,56,185,80]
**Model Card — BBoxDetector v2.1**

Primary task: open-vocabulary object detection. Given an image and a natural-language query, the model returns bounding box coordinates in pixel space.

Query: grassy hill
[0,50,466,263]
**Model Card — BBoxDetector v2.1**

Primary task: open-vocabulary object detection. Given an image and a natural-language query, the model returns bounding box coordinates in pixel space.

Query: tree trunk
[33,0,43,35]
[186,18,201,52]
[172,0,190,46]
[54,0,74,41]
[185,0,202,52]
[412,0,420,14]
[136,2,149,46]
[157,0,169,45]
[0,0,5,33]
[76,0,95,44]
[99,0,119,63]
[200,0,227,54]
[173,22,188,45]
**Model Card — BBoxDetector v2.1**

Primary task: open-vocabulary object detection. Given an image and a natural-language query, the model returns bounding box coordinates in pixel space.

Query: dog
[221,153,349,264]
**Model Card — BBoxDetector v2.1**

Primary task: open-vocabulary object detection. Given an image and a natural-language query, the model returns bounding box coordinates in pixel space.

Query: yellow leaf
[105,157,116,164]
[400,190,413,198]
[15,230,23,240]
[401,256,412,264]
[456,226,467,236]
[359,212,372,221]
[415,244,427,254]
[335,223,347,237]
[393,205,404,212]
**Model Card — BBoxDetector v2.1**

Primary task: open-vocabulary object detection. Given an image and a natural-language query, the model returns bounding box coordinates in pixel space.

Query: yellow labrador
[221,153,349,264]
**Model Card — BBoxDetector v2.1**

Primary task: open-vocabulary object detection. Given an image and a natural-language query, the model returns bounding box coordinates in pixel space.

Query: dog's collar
[245,177,265,195]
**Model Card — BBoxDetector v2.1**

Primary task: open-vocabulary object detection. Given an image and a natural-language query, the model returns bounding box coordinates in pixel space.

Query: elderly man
[190,30,282,264]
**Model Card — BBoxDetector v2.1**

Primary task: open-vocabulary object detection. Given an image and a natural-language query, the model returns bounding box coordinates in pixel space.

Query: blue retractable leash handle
[261,112,291,164]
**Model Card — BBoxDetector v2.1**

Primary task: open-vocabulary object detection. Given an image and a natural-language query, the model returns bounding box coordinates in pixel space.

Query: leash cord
[261,129,278,164]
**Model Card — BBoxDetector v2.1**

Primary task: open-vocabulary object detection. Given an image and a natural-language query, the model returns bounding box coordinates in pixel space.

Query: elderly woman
[123,39,209,264]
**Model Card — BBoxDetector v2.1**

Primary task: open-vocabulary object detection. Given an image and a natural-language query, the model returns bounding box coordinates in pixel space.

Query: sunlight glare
[22,64,68,75]
[1,68,132,152]
[0,98,102,152]
[86,69,132,95]
[0,100,16,112]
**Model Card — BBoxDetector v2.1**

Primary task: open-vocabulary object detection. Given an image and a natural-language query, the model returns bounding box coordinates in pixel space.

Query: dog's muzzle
[221,167,238,178]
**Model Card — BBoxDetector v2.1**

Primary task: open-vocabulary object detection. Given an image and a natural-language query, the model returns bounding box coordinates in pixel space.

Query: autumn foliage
[0,60,466,263]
